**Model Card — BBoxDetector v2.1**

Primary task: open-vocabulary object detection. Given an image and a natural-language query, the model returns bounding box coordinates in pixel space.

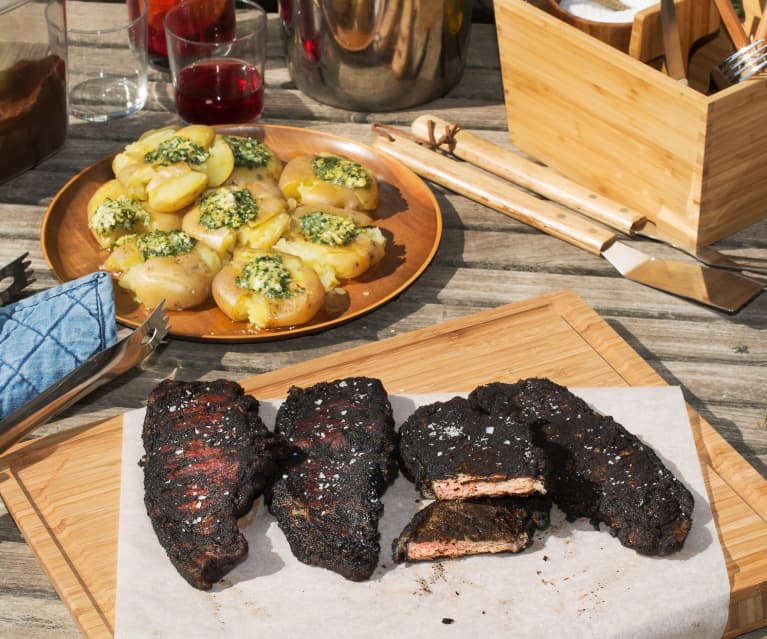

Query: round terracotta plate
[41,124,442,342]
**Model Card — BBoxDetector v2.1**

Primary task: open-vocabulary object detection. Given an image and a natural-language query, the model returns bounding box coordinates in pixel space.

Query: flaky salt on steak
[266,377,398,581]
[142,379,288,590]
[469,379,694,556]
[397,395,550,500]
[393,496,551,563]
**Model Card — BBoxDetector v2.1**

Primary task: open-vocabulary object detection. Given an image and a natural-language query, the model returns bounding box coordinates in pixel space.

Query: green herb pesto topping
[137,230,196,259]
[89,197,150,236]
[299,211,359,246]
[311,155,371,189]
[223,136,274,169]
[144,136,209,166]
[199,187,259,229]
[235,254,302,299]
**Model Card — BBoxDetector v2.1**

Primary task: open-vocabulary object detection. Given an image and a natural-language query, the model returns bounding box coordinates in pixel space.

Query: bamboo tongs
[406,115,767,276]
[371,125,764,312]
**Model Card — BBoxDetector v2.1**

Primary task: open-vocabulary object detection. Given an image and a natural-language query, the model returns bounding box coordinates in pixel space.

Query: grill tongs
[0,302,169,455]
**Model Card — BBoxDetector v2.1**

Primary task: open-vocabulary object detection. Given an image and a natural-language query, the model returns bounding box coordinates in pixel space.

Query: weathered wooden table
[0,5,765,638]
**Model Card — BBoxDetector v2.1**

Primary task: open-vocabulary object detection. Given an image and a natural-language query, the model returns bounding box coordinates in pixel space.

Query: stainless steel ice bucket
[279,0,473,111]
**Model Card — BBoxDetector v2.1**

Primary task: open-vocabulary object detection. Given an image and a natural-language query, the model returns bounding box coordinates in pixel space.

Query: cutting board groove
[1,290,765,639]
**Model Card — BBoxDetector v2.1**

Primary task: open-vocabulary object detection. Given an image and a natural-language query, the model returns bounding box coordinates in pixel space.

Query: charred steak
[142,379,288,590]
[393,496,551,563]
[469,379,694,555]
[398,396,550,500]
[266,377,398,581]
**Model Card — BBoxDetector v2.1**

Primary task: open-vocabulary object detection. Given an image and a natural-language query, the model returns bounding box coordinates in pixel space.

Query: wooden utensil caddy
[494,0,767,246]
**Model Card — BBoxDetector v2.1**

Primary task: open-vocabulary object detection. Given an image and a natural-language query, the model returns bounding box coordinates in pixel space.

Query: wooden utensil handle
[712,0,750,48]
[754,8,767,42]
[373,133,615,256]
[411,115,645,236]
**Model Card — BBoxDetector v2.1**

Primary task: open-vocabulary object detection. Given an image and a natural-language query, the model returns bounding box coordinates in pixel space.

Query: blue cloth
[0,272,117,420]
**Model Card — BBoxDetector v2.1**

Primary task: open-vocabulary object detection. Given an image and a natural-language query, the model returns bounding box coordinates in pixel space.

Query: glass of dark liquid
[164,0,266,124]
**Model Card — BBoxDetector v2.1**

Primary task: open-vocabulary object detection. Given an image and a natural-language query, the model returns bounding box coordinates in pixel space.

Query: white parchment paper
[115,386,729,639]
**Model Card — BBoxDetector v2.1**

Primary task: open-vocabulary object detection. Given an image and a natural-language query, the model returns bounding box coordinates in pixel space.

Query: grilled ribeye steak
[397,396,550,500]
[393,496,551,563]
[266,377,398,581]
[142,379,288,590]
[469,378,694,556]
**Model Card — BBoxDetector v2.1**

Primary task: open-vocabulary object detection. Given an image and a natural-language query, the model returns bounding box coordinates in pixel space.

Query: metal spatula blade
[602,243,763,312]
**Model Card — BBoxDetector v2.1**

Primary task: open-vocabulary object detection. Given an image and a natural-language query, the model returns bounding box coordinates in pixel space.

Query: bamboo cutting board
[0,291,765,638]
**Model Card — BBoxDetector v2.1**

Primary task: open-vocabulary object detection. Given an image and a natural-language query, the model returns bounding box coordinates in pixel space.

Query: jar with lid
[0,0,68,184]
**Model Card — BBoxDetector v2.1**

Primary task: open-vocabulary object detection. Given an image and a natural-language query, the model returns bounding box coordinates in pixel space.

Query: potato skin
[87,179,151,248]
[278,154,378,211]
[212,251,325,329]
[105,238,221,311]
[111,125,234,215]
[273,205,387,286]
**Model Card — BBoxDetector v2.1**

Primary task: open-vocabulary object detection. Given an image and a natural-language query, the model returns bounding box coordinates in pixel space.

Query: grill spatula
[409,115,767,275]
[372,130,763,313]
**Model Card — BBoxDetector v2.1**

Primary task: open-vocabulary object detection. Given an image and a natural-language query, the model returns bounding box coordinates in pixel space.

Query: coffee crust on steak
[397,396,550,500]
[393,496,551,563]
[266,377,397,581]
[142,379,288,590]
[469,379,694,556]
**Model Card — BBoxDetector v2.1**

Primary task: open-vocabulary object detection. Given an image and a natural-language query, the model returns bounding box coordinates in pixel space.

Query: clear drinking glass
[164,0,266,125]
[65,0,149,122]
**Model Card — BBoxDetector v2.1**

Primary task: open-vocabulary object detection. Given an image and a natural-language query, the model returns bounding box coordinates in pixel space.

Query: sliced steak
[266,377,397,581]
[142,379,288,590]
[469,379,695,556]
[397,395,550,500]
[393,496,551,563]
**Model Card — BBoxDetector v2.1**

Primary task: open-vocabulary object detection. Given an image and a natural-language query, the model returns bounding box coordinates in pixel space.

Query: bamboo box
[493,0,767,245]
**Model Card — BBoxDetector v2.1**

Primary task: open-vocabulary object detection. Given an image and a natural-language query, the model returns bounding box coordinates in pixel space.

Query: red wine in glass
[174,58,264,124]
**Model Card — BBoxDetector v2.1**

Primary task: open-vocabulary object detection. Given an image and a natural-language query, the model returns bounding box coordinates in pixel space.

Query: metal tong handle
[0,302,169,455]
[0,252,34,306]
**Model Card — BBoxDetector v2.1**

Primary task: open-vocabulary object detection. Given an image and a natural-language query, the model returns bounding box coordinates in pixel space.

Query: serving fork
[713,0,767,86]
[0,302,169,455]
[0,252,34,306]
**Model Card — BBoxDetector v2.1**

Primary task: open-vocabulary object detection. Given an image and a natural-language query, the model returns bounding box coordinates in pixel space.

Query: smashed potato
[223,135,283,185]
[104,230,221,310]
[278,153,378,211]
[87,179,151,248]
[212,248,325,329]
[182,183,290,256]
[274,205,386,289]
[93,128,392,331]
[111,125,234,214]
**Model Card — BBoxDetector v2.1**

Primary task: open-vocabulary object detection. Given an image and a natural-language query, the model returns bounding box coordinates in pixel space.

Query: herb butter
[137,230,197,259]
[89,197,150,236]
[311,155,371,189]
[144,136,209,166]
[224,136,274,169]
[199,187,259,229]
[299,211,359,246]
[235,254,302,299]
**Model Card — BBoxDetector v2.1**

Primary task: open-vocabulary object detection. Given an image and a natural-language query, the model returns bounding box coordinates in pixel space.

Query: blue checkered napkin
[0,271,117,420]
